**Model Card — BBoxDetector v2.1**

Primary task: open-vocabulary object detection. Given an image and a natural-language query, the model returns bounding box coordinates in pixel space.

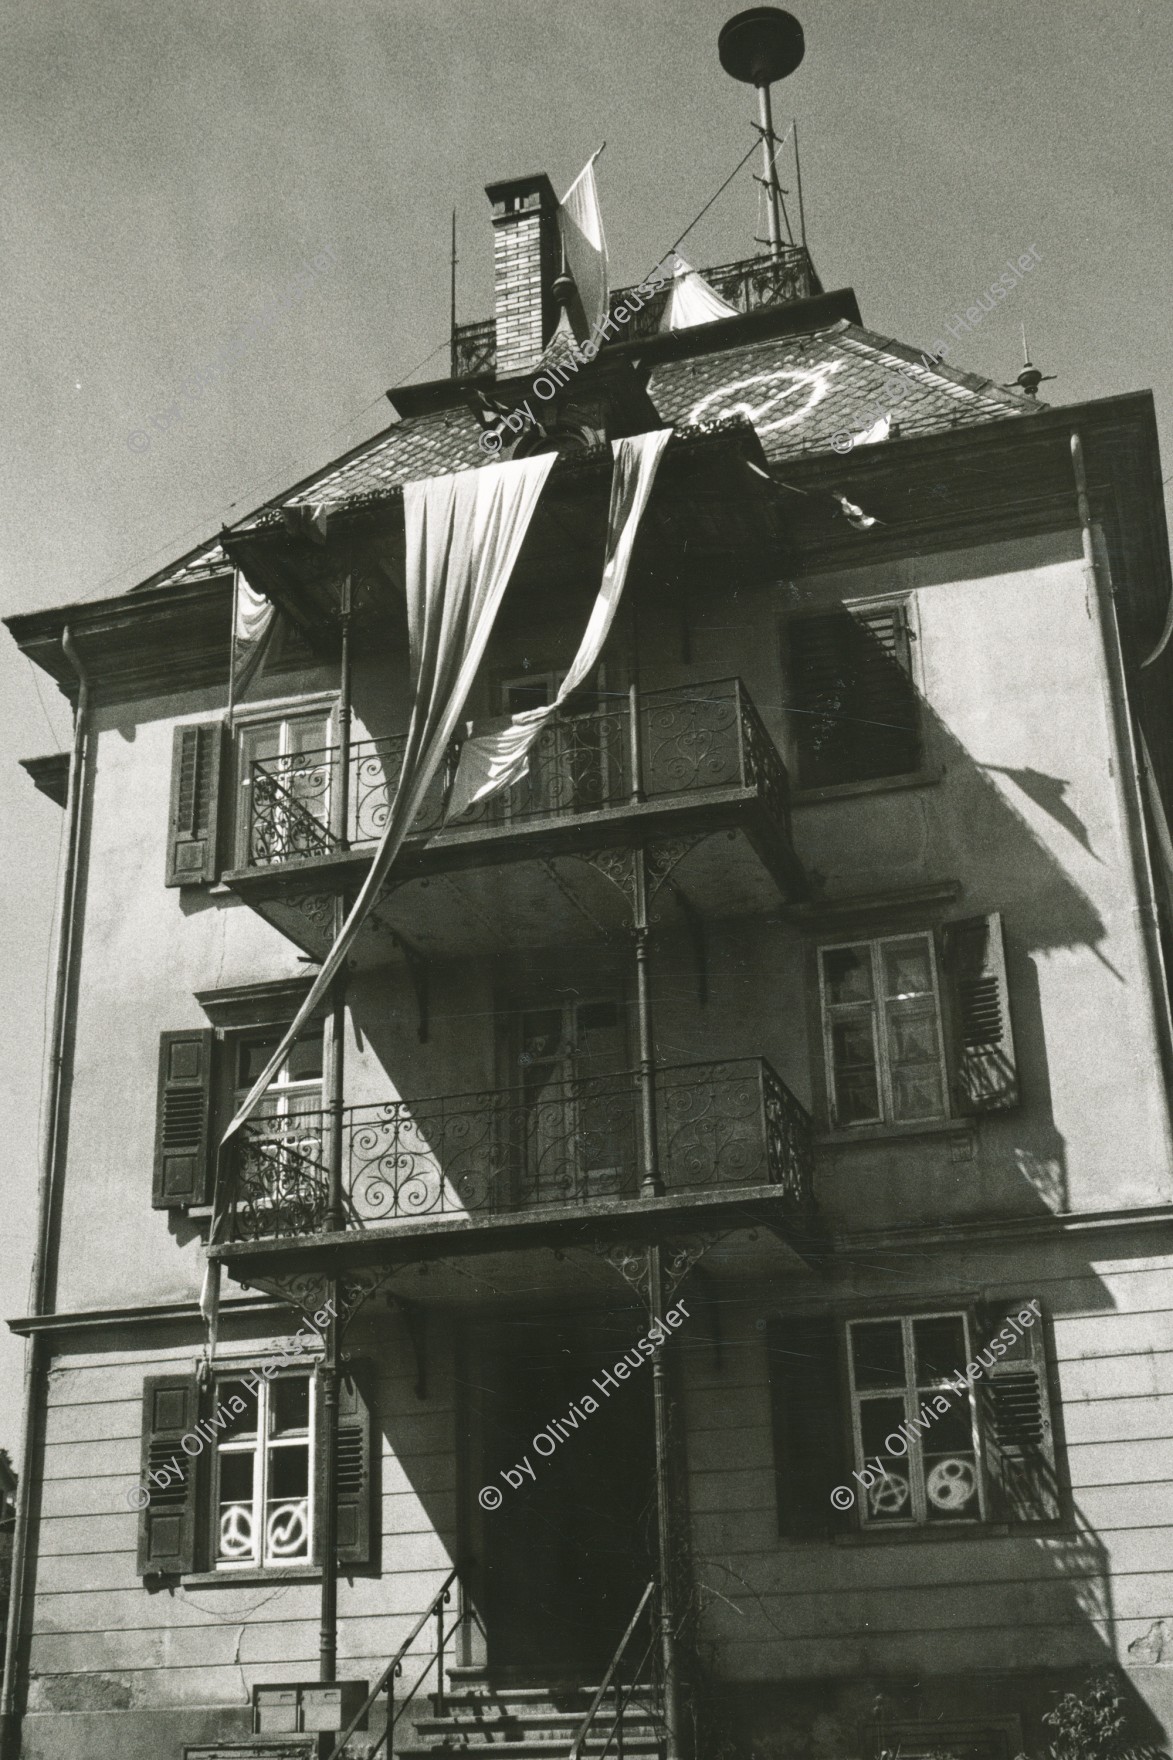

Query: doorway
[476,1308,656,1681]
[506,994,637,1208]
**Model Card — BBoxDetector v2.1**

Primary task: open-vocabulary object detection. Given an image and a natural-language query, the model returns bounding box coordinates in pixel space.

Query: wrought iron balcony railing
[226,1057,813,1243]
[240,678,790,870]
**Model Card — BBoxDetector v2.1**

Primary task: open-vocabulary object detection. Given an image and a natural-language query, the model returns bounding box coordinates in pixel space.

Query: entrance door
[511,996,636,1207]
[479,1310,656,1681]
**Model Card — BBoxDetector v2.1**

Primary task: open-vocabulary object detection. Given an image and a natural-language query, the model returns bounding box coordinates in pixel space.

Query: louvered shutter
[942,913,1019,1112]
[152,1030,215,1208]
[137,1374,202,1575]
[788,606,919,788]
[165,722,223,886]
[975,1299,1060,1523]
[765,1316,852,1537]
[315,1362,375,1569]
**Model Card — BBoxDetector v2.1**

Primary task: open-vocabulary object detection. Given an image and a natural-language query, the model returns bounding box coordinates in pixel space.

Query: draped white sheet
[232,570,277,697]
[659,259,739,332]
[444,429,673,823]
[223,452,557,1143]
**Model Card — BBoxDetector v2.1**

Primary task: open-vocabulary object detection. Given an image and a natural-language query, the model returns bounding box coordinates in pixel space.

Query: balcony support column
[318,1289,340,1683]
[633,847,662,1199]
[334,574,353,851]
[325,894,348,1233]
[647,1242,683,1760]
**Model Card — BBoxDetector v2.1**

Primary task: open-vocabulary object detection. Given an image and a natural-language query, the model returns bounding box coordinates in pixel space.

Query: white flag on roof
[559,153,609,337]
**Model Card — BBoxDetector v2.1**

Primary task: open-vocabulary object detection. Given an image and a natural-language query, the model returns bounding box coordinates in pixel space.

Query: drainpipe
[0,628,89,1760]
[1071,432,1173,1118]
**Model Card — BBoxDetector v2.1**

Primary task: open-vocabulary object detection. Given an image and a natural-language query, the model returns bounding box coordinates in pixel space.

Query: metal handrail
[568,1579,658,1760]
[324,1567,458,1760]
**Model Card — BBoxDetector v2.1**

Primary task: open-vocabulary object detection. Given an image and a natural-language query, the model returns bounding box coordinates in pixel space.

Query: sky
[2,0,1171,1457]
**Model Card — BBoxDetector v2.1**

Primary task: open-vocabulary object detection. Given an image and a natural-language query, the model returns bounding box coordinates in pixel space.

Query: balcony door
[508,995,636,1208]
[237,709,333,865]
[497,669,612,819]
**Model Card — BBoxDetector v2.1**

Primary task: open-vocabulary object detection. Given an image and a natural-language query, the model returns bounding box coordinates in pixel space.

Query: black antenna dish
[718,7,804,86]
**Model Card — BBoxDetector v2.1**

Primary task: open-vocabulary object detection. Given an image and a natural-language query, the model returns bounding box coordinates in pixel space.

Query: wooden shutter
[152,1030,215,1208]
[788,605,919,788]
[975,1298,1060,1523]
[765,1315,851,1538]
[942,913,1019,1112]
[316,1361,375,1569]
[137,1374,202,1575]
[165,722,223,886]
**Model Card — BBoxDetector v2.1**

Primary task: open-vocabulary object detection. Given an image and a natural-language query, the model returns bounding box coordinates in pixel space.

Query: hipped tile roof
[137,314,1039,595]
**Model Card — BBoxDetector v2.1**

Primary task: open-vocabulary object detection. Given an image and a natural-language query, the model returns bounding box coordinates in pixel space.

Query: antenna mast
[718,7,805,261]
[449,209,458,378]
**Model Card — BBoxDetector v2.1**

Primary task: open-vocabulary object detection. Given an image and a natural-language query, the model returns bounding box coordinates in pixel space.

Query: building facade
[4,163,1173,1760]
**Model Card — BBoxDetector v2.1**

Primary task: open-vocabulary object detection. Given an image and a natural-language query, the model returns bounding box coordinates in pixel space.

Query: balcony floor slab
[223,788,805,964]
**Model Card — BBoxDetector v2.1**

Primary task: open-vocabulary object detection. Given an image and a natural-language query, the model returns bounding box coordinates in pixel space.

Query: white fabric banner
[444,429,673,822]
[232,570,277,696]
[223,452,557,1144]
[659,259,739,332]
[559,154,609,337]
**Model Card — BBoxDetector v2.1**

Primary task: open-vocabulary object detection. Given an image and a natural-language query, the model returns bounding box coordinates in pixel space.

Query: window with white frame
[214,1374,315,1569]
[237,708,334,864]
[818,932,948,1128]
[847,1312,984,1527]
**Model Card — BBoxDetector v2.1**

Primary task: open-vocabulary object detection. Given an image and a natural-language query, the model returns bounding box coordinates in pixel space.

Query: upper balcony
[223,678,806,964]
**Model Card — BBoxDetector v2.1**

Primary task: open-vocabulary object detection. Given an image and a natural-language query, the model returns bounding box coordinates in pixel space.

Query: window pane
[882,938,932,998]
[285,1031,324,1083]
[886,982,945,1123]
[216,1380,258,1439]
[239,1036,280,1087]
[922,1444,980,1521]
[266,1444,311,1561]
[851,1321,905,1389]
[858,1397,913,1522]
[823,945,873,1004]
[218,1451,256,1562]
[913,1316,967,1386]
[830,1018,880,1123]
[270,1377,310,1435]
[286,715,330,760]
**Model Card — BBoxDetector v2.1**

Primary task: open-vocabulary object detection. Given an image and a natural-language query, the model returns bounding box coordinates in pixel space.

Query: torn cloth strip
[559,153,609,338]
[222,451,558,1143]
[232,569,277,697]
[445,429,673,822]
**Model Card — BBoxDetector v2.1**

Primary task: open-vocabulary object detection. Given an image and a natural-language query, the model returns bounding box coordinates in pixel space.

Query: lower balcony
[212,1059,820,1292]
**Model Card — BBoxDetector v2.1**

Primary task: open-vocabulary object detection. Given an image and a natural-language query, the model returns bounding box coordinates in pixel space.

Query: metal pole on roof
[718,8,805,262]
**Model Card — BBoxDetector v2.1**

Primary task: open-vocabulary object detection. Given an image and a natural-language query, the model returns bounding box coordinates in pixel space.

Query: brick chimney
[485,173,561,378]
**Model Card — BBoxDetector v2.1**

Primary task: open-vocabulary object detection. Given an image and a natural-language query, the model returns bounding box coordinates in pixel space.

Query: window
[847,1312,984,1527]
[766,1297,1059,1541]
[787,602,920,789]
[819,933,948,1127]
[236,1027,325,1129]
[214,1375,314,1570]
[235,1026,326,1214]
[237,709,334,864]
[136,1363,375,1578]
